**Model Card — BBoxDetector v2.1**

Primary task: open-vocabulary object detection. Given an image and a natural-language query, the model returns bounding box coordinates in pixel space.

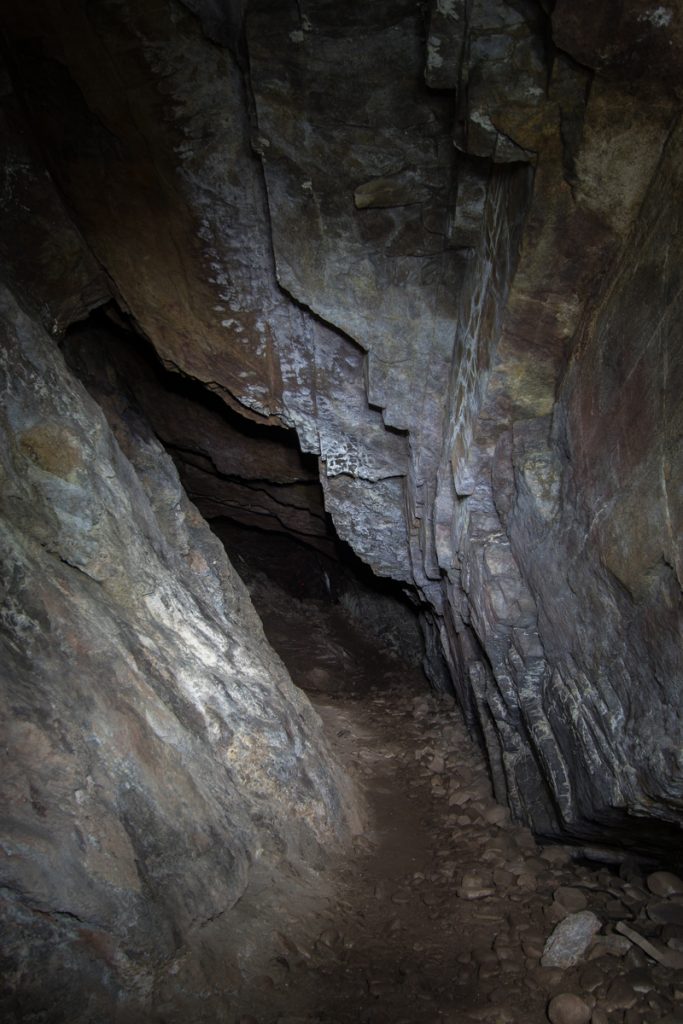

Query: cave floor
[226,578,680,1024]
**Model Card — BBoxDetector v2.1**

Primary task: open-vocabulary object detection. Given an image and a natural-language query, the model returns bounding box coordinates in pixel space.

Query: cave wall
[425,2,683,842]
[0,0,681,855]
[0,283,354,1016]
[62,322,338,554]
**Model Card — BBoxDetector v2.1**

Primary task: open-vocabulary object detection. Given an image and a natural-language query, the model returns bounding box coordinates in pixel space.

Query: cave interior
[0,0,682,1021]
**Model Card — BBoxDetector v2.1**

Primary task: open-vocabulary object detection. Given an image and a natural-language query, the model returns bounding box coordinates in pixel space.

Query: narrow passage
[228,567,683,1024]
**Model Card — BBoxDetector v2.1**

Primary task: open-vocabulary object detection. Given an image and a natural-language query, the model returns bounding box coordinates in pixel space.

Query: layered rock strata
[63,320,338,555]
[0,0,681,852]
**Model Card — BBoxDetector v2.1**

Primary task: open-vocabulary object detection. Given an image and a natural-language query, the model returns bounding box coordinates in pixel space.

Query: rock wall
[63,320,338,556]
[0,0,681,856]
[426,2,683,846]
[0,283,353,1016]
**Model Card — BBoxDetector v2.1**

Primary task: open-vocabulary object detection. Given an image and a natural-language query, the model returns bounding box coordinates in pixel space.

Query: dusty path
[230,578,683,1024]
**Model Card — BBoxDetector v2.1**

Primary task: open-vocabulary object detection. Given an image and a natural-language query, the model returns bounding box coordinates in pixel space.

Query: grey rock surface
[0,282,354,1013]
[541,912,602,969]
[0,0,681,853]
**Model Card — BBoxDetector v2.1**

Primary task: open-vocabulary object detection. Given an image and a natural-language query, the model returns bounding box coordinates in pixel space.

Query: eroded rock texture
[0,284,352,1016]
[1,0,681,892]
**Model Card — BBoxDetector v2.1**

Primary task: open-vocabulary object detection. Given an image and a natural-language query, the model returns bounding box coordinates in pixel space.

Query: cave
[0,1,682,1022]
[63,309,430,699]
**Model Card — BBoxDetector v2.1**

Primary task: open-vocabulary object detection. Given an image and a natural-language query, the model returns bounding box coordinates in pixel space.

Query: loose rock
[603,976,638,1011]
[458,872,495,900]
[647,901,683,927]
[554,887,589,913]
[547,993,592,1024]
[647,873,683,898]
[616,921,683,969]
[542,912,602,968]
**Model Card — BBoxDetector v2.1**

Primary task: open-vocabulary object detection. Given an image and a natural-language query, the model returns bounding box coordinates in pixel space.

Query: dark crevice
[62,304,430,689]
[64,304,307,450]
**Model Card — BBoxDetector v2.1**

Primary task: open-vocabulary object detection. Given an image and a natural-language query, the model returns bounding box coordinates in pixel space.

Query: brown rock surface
[548,993,592,1024]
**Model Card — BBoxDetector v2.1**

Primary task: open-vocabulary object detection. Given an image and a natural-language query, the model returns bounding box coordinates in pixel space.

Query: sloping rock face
[0,283,352,1018]
[0,0,681,856]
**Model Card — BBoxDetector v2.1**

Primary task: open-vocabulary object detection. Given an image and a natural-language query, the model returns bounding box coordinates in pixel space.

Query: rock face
[62,321,338,556]
[0,283,353,1016]
[0,0,681,871]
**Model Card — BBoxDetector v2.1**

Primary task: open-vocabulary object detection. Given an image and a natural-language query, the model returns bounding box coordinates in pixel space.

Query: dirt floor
[225,572,683,1024]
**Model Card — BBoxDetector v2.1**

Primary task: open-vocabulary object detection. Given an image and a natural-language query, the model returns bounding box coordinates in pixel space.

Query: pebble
[449,791,471,807]
[547,900,573,925]
[542,912,602,968]
[622,884,649,906]
[554,887,589,913]
[494,868,515,888]
[458,872,495,900]
[517,872,538,892]
[624,945,649,969]
[317,928,341,948]
[647,872,683,898]
[603,975,639,1011]
[648,901,683,927]
[391,891,411,904]
[522,934,545,959]
[626,968,655,994]
[662,924,683,946]
[484,805,509,826]
[604,898,630,918]
[589,932,632,958]
[531,966,566,991]
[421,892,440,906]
[472,946,499,966]
[580,963,606,992]
[547,993,592,1024]
[542,846,572,866]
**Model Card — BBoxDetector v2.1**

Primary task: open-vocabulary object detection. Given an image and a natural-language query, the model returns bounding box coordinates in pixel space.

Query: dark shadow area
[63,304,429,695]
[64,304,310,446]
[213,517,428,694]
